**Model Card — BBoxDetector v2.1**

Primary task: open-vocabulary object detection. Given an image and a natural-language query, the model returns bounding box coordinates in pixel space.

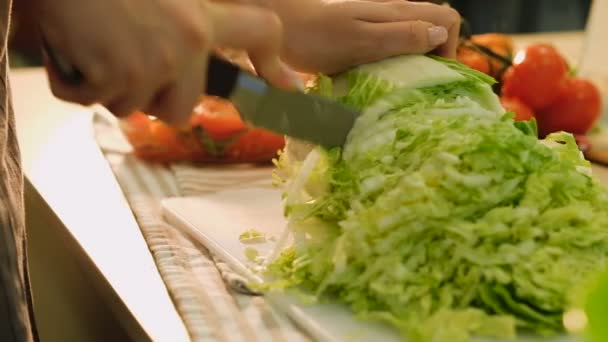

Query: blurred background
[448,0,592,34]
[7,0,594,68]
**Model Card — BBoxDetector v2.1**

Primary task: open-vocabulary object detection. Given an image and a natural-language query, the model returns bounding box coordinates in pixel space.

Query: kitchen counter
[9,30,607,342]
[11,70,189,341]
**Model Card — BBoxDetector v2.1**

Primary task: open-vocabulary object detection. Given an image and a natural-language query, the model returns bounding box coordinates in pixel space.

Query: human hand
[36,0,301,125]
[271,0,461,74]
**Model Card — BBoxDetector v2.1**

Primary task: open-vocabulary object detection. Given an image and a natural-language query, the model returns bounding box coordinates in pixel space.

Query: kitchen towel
[92,111,308,342]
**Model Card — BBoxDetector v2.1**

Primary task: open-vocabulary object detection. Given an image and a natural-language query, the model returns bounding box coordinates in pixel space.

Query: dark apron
[0,1,37,341]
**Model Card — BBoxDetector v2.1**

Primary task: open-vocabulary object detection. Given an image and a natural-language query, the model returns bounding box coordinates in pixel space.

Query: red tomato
[188,97,285,163]
[536,78,602,137]
[501,44,568,110]
[121,112,201,163]
[222,129,286,163]
[500,97,535,121]
[189,97,248,140]
[190,97,285,163]
[121,96,285,164]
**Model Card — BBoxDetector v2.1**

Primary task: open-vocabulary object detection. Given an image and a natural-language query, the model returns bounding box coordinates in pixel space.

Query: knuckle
[444,7,461,26]
[262,10,281,28]
[391,1,409,13]
[165,1,211,50]
[182,21,210,50]
[406,22,427,49]
[258,10,282,40]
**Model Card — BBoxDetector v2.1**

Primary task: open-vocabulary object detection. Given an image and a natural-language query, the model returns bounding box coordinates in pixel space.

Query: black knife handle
[206,54,240,99]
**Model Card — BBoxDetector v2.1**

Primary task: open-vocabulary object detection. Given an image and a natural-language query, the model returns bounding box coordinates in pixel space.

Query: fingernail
[428,26,448,46]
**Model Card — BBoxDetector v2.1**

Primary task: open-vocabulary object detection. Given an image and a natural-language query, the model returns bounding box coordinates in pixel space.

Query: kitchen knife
[42,39,359,148]
[205,55,359,148]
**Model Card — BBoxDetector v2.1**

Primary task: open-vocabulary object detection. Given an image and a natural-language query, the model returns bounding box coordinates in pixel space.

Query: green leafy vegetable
[239,229,266,244]
[244,247,260,262]
[269,55,608,341]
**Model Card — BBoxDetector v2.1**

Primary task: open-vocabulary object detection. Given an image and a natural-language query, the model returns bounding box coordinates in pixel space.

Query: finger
[102,49,165,118]
[340,0,399,22]
[42,50,114,106]
[144,55,208,126]
[353,0,460,58]
[105,89,155,119]
[357,20,448,63]
[39,27,120,105]
[208,3,301,90]
[354,1,457,25]
[435,17,460,59]
[102,69,148,118]
[210,0,272,8]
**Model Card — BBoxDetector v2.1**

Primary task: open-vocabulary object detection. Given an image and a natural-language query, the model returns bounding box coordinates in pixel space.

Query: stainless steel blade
[230,73,359,148]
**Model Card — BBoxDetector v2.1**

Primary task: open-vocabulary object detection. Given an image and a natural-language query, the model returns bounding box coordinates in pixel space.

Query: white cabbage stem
[285,148,321,206]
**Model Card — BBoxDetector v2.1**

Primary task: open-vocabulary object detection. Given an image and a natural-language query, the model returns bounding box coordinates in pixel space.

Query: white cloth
[92,112,308,342]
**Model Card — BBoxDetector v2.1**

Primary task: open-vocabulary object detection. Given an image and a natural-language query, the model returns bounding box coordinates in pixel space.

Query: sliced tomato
[220,129,286,164]
[188,96,285,163]
[501,44,568,109]
[189,97,248,140]
[536,78,602,137]
[121,96,285,164]
[121,112,201,163]
[500,97,535,121]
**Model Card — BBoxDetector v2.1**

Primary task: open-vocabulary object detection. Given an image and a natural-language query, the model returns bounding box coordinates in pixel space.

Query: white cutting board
[161,187,577,342]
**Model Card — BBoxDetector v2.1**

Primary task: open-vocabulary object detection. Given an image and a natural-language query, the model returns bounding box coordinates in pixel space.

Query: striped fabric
[92,113,309,342]
[171,165,274,197]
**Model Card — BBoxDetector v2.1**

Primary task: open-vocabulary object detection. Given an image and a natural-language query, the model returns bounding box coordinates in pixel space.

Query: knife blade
[206,55,359,148]
[42,40,359,148]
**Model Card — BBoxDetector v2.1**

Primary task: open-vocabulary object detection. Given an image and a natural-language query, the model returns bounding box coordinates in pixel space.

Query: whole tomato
[501,44,568,110]
[536,78,602,137]
[500,97,535,121]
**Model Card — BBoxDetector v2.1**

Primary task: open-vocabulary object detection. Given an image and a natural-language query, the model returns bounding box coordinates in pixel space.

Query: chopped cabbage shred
[268,55,608,341]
